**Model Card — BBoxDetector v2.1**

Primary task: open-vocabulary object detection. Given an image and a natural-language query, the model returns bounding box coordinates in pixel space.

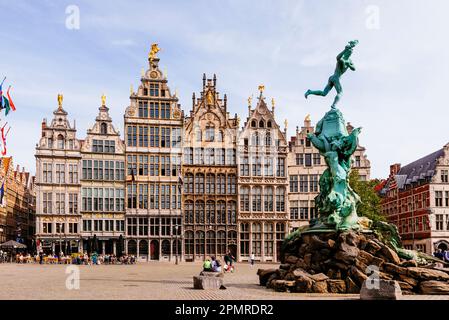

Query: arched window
[217,230,227,255]
[217,130,223,142]
[100,122,107,135]
[217,201,226,224]
[206,201,215,224]
[195,231,205,255]
[195,127,202,142]
[205,125,215,142]
[228,230,237,243]
[227,175,236,194]
[185,231,194,255]
[227,201,236,224]
[206,174,215,194]
[252,187,262,211]
[264,187,273,212]
[265,132,272,146]
[259,120,265,128]
[195,173,204,194]
[127,240,137,255]
[264,223,274,256]
[206,230,216,255]
[161,239,170,255]
[240,187,249,211]
[57,134,65,149]
[276,187,285,212]
[252,223,262,255]
[240,224,250,256]
[185,173,194,193]
[195,201,205,224]
[139,240,148,255]
[267,121,272,128]
[251,120,257,128]
[251,132,260,146]
[217,174,226,194]
[185,201,194,224]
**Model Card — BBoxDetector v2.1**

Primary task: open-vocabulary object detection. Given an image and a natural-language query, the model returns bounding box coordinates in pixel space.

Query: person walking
[250,252,255,267]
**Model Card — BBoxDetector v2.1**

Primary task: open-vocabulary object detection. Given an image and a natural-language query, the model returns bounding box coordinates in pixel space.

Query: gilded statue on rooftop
[149,43,161,61]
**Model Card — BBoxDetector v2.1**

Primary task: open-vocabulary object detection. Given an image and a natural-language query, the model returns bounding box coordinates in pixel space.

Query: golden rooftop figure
[305,114,311,121]
[149,43,161,61]
[57,93,63,107]
[101,94,106,106]
[258,85,265,92]
[248,95,252,106]
[271,97,275,108]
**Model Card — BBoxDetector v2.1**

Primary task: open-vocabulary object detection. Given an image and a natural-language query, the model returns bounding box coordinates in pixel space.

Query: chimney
[224,93,227,110]
[202,73,206,89]
[390,163,401,176]
[213,73,216,87]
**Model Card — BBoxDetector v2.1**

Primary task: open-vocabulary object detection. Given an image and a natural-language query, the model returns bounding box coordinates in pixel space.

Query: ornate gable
[184,74,238,146]
[240,87,287,146]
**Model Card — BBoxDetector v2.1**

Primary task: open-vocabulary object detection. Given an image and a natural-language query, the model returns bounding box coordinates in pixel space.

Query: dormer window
[57,134,65,149]
[259,120,265,128]
[217,130,223,142]
[251,120,256,128]
[267,121,272,128]
[100,122,107,135]
[150,83,159,96]
[143,88,148,96]
[47,138,53,148]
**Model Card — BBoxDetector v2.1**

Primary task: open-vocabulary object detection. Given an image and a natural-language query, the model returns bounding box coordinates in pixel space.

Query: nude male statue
[305,40,358,108]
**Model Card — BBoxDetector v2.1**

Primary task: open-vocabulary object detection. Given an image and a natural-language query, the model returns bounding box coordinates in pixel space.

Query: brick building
[379,144,449,254]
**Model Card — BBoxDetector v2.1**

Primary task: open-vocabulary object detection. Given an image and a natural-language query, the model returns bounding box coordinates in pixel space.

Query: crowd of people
[433,248,449,262]
[8,251,137,265]
[203,251,236,273]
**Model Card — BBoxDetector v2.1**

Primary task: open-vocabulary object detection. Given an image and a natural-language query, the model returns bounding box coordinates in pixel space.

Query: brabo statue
[305,40,358,109]
[304,40,364,232]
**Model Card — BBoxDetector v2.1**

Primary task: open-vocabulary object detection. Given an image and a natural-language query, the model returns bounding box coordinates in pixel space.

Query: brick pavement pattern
[0,262,447,300]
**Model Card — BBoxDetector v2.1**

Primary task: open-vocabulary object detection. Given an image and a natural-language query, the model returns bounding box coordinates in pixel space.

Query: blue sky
[1,0,449,178]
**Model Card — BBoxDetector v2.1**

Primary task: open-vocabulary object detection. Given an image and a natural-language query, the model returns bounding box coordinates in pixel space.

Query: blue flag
[0,181,4,205]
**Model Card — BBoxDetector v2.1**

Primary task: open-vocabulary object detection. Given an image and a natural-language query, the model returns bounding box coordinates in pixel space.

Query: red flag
[6,86,15,111]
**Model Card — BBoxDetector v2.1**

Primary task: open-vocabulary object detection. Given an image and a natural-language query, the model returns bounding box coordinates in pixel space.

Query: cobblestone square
[0,261,447,300]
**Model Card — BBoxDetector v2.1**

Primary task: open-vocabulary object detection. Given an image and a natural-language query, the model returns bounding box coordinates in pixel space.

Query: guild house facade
[80,97,126,255]
[237,87,288,262]
[124,49,184,262]
[182,74,239,262]
[34,43,372,261]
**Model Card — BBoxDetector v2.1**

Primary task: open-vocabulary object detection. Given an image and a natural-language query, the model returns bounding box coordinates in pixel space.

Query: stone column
[136,240,140,260]
[113,240,116,255]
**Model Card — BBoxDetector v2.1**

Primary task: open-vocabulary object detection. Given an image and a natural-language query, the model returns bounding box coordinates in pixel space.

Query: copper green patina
[302,40,364,232]
[282,41,444,265]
